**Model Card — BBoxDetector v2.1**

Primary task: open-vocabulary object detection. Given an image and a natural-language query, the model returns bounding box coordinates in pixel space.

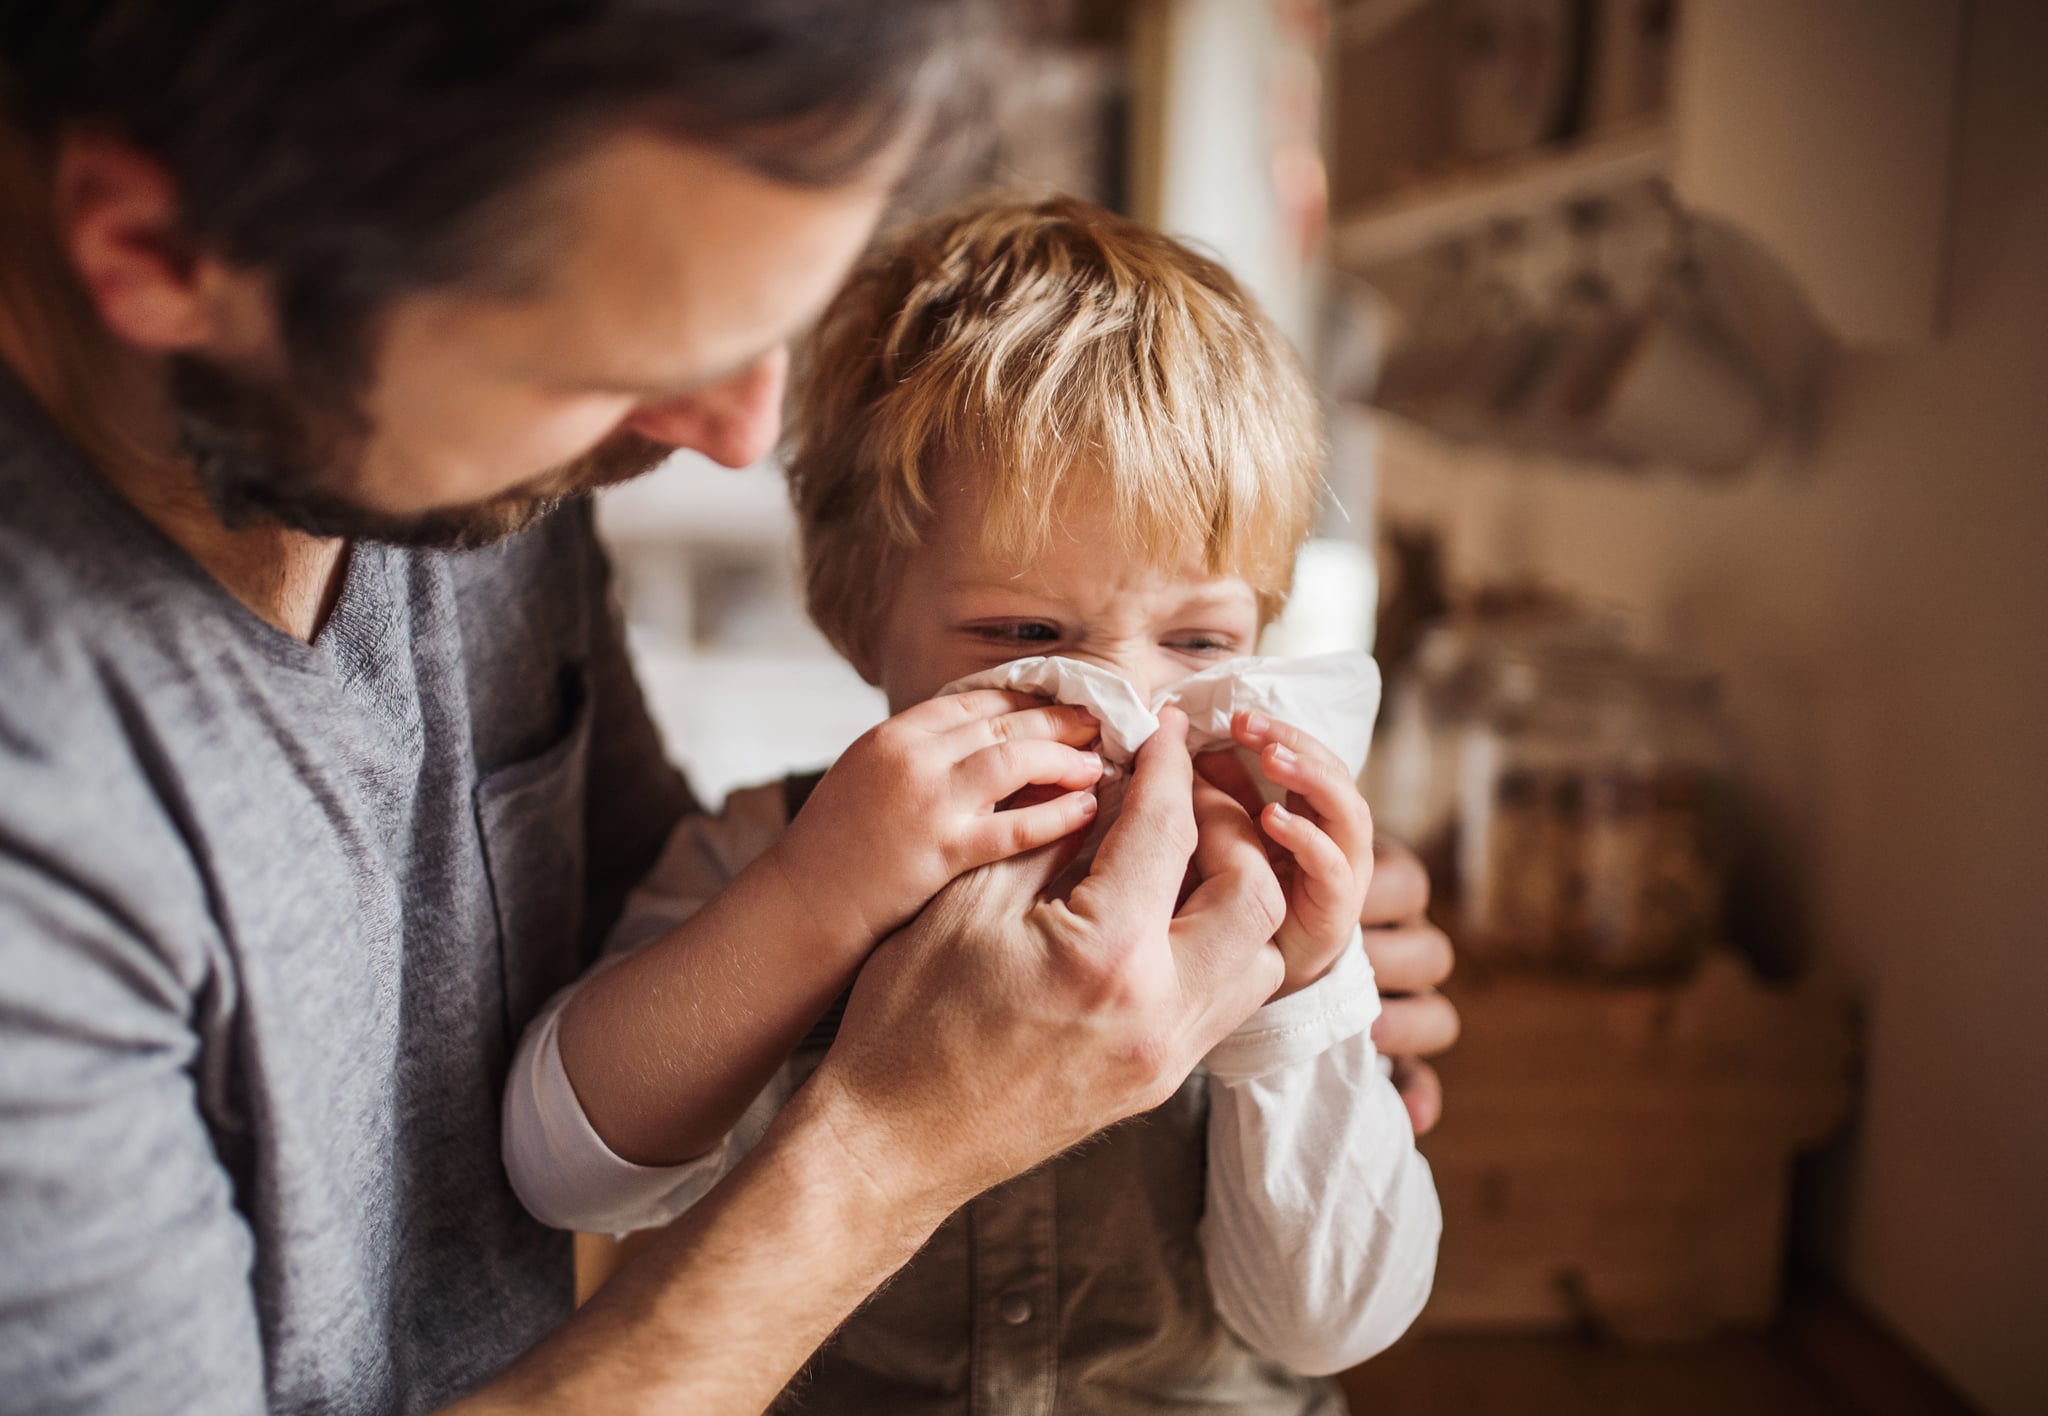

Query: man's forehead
[444,129,898,387]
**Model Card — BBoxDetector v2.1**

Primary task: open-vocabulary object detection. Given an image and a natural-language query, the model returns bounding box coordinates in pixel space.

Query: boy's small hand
[1199,711,1374,999]
[776,690,1106,946]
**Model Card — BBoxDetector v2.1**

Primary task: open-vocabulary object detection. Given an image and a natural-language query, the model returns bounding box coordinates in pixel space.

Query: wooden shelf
[1326,0,1961,343]
[1333,123,1672,271]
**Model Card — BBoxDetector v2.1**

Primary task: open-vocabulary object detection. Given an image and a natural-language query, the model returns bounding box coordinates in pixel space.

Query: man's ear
[51,131,224,354]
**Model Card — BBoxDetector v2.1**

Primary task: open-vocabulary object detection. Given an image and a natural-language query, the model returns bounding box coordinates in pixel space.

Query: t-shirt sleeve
[0,850,266,1415]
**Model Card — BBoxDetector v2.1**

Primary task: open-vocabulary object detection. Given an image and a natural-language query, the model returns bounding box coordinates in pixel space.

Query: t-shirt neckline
[0,358,400,675]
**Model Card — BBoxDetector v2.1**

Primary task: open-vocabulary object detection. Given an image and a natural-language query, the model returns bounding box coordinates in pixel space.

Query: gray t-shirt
[0,369,695,1413]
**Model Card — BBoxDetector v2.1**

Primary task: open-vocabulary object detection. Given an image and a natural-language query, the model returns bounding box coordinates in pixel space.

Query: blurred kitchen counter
[1340,1279,1977,1416]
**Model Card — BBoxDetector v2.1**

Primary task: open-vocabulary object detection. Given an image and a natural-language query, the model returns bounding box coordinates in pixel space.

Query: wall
[1373,3,2048,1410]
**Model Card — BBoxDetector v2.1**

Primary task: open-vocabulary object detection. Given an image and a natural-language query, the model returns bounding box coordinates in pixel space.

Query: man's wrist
[454,1067,949,1414]
[765,1073,960,1264]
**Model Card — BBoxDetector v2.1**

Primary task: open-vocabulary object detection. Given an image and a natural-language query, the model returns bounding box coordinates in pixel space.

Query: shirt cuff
[502,994,735,1234]
[1203,926,1382,1087]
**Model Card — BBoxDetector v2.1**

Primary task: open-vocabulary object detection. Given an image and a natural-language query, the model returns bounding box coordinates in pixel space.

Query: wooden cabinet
[1417,952,1858,1341]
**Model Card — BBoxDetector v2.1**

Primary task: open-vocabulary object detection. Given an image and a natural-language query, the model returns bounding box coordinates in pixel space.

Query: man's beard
[169,354,673,550]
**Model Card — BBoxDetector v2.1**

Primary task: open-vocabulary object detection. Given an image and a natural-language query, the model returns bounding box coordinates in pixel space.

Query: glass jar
[1618,666,1734,978]
[1453,646,1731,981]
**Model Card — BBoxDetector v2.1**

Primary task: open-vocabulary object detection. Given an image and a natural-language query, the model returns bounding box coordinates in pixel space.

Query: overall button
[998,1293,1034,1326]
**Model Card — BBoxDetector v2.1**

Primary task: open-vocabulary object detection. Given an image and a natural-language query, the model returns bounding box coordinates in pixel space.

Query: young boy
[503,194,1439,1413]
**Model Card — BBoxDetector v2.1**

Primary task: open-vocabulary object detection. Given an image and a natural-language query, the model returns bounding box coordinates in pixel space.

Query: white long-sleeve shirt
[502,781,1439,1377]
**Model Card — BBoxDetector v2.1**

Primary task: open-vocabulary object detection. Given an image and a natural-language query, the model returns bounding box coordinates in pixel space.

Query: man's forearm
[449,1083,942,1416]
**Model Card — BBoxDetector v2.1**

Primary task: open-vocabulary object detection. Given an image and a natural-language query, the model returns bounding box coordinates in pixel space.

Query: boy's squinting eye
[1165,633,1243,656]
[965,620,1062,645]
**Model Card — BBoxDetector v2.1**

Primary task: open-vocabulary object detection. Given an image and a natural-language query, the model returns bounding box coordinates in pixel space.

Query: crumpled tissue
[940,652,1381,799]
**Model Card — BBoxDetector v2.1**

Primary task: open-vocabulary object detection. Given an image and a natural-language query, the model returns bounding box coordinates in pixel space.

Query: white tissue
[946,656,1159,763]
[940,652,1382,780]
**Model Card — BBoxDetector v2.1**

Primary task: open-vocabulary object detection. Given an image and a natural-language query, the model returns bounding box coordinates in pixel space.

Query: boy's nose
[622,346,788,468]
[1066,649,1161,705]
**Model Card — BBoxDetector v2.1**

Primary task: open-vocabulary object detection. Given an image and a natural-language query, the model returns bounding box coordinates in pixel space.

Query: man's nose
[622,346,788,468]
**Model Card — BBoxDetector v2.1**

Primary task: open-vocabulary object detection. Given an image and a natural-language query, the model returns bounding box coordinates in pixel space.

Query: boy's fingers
[1258,740,1344,805]
[954,700,1104,752]
[962,740,1104,803]
[1259,741,1373,861]
[1230,712,1371,852]
[964,790,1099,865]
[1261,802,1352,916]
[1065,708,1199,931]
[920,689,1101,748]
[915,688,1052,728]
[1232,711,1350,775]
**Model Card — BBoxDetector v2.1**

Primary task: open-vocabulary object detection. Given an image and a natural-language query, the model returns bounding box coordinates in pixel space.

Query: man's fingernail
[1246,712,1270,735]
[1269,744,1296,770]
[1079,793,1099,815]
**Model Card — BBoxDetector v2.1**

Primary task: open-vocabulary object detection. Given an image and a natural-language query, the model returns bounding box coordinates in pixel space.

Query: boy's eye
[1165,634,1239,655]
[967,621,1062,644]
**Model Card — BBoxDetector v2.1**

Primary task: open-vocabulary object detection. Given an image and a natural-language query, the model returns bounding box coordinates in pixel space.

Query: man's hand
[459,714,1286,1416]
[774,690,1107,944]
[1360,837,1459,1135]
[801,707,1287,1218]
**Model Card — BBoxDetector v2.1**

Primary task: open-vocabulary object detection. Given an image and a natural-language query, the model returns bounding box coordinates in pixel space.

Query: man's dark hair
[1,0,991,397]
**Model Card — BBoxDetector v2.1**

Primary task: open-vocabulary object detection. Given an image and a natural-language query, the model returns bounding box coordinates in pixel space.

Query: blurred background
[594,2,2045,1411]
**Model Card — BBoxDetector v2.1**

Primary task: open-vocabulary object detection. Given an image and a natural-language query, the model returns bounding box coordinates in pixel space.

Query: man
[0,5,1459,1412]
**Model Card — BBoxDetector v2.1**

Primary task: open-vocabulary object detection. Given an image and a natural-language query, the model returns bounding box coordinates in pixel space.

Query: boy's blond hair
[785,193,1326,673]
